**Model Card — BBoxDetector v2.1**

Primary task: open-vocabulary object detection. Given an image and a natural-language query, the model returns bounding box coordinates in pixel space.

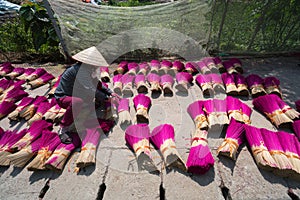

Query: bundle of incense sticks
[226,96,243,122]
[184,62,198,75]
[0,79,13,94]
[263,76,282,98]
[241,102,252,124]
[127,62,139,75]
[27,101,52,125]
[195,74,213,96]
[113,74,123,95]
[292,120,300,140]
[213,57,226,73]
[160,74,174,95]
[203,57,219,73]
[221,73,238,96]
[133,94,151,124]
[234,74,249,96]
[274,96,299,120]
[229,58,243,73]
[134,74,148,94]
[137,62,150,75]
[0,62,14,76]
[196,60,210,74]
[19,96,48,120]
[147,73,162,93]
[114,61,128,75]
[5,67,25,79]
[210,73,225,92]
[26,68,47,82]
[0,101,17,120]
[28,72,55,89]
[159,60,172,75]
[203,99,229,128]
[8,97,35,121]
[121,74,135,97]
[246,74,266,98]
[187,100,209,130]
[117,98,132,126]
[99,67,110,82]
[16,68,35,80]
[48,75,61,97]
[175,72,193,92]
[149,60,160,74]
[222,60,238,74]
[169,60,184,76]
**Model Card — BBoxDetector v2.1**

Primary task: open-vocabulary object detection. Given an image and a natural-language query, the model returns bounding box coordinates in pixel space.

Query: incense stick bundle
[213,57,226,73]
[76,127,101,168]
[263,76,282,98]
[0,79,14,94]
[160,74,174,95]
[244,125,277,171]
[213,99,230,125]
[169,60,184,76]
[11,120,52,151]
[234,74,249,96]
[27,130,61,171]
[222,60,237,74]
[28,72,55,89]
[127,62,139,75]
[196,60,210,74]
[246,74,266,98]
[45,132,81,172]
[0,62,12,71]
[0,62,14,76]
[203,57,219,73]
[5,67,25,79]
[210,73,225,92]
[186,129,214,174]
[175,72,193,92]
[99,67,110,82]
[217,118,245,160]
[118,98,132,126]
[8,97,35,121]
[226,96,243,122]
[48,75,61,97]
[26,68,47,82]
[274,97,299,120]
[114,61,128,75]
[159,60,172,75]
[48,76,59,87]
[187,100,209,130]
[133,94,151,123]
[137,62,150,75]
[147,73,162,93]
[0,129,28,166]
[195,74,213,96]
[229,58,243,73]
[16,67,35,80]
[295,100,300,112]
[149,60,160,74]
[135,74,148,94]
[292,120,300,140]
[241,102,252,124]
[27,102,52,125]
[0,127,4,139]
[113,74,123,95]
[221,73,238,96]
[0,101,17,120]
[19,96,48,120]
[121,74,135,97]
[184,62,198,75]
[43,104,61,123]
[0,86,28,103]
[261,128,293,176]
[277,131,300,176]
[253,94,293,127]
[150,124,186,171]
[125,124,157,172]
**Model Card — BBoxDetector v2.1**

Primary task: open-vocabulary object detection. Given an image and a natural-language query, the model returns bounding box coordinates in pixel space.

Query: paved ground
[0,56,299,200]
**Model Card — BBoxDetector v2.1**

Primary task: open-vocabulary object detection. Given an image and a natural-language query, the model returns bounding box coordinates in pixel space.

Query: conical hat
[72,46,108,67]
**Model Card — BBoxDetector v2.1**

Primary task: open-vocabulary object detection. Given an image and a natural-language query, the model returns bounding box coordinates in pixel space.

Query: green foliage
[103,0,155,7]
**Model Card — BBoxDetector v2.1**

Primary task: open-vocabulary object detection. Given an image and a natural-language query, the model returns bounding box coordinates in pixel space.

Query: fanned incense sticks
[253,94,293,127]
[138,62,149,75]
[45,132,81,172]
[16,67,35,80]
[26,68,47,82]
[241,102,252,124]
[234,74,249,96]
[127,62,139,75]
[221,73,238,96]
[210,73,225,92]
[149,60,160,74]
[0,62,14,76]
[175,72,193,92]
[5,67,25,79]
[27,130,61,171]
[159,60,172,75]
[196,61,210,74]
[187,100,209,130]
[19,96,48,120]
[263,76,282,98]
[8,97,35,121]
[274,96,299,120]
[244,125,277,171]
[27,102,52,125]
[150,124,186,171]
[114,61,128,75]
[213,57,226,73]
[135,74,148,94]
[0,101,17,120]
[117,98,132,126]
[160,74,174,95]
[121,74,135,97]
[184,62,198,75]
[204,99,229,128]
[217,118,245,160]
[113,74,123,95]
[246,74,266,98]
[0,79,13,94]
[147,73,162,93]
[203,57,219,73]
[223,60,237,74]
[226,96,243,122]
[0,87,28,103]
[133,94,151,123]
[169,60,184,76]
[195,74,213,96]
[229,58,243,73]
[186,129,214,174]
[28,72,55,89]
[100,67,110,82]
[125,124,158,172]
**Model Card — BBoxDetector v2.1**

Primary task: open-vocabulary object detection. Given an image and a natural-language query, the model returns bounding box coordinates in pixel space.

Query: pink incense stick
[234,74,249,96]
[187,100,208,130]
[160,74,174,95]
[135,74,148,93]
[5,67,25,79]
[147,73,161,92]
[26,68,47,82]
[0,101,17,120]
[244,125,277,170]
[186,129,214,174]
[261,128,293,172]
[229,58,243,73]
[277,131,300,175]
[253,94,293,127]
[203,57,219,73]
[114,61,128,75]
[138,62,150,75]
[149,60,161,74]
[213,57,226,73]
[246,74,266,98]
[113,74,123,94]
[121,74,135,96]
[196,60,210,74]
[221,73,238,96]
[150,124,186,171]
[241,102,252,124]
[127,62,139,75]
[263,76,282,98]
[175,72,193,92]
[100,67,110,82]
[133,94,151,123]
[184,62,198,75]
[195,74,213,96]
[210,73,225,92]
[226,96,243,122]
[292,120,300,140]
[217,118,245,160]
[159,60,172,75]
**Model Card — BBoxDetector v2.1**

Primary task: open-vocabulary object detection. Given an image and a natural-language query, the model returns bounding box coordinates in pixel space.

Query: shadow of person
[189,167,216,186]
[29,170,61,184]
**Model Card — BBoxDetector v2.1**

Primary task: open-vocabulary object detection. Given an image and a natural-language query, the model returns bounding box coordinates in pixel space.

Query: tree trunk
[216,0,230,50]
